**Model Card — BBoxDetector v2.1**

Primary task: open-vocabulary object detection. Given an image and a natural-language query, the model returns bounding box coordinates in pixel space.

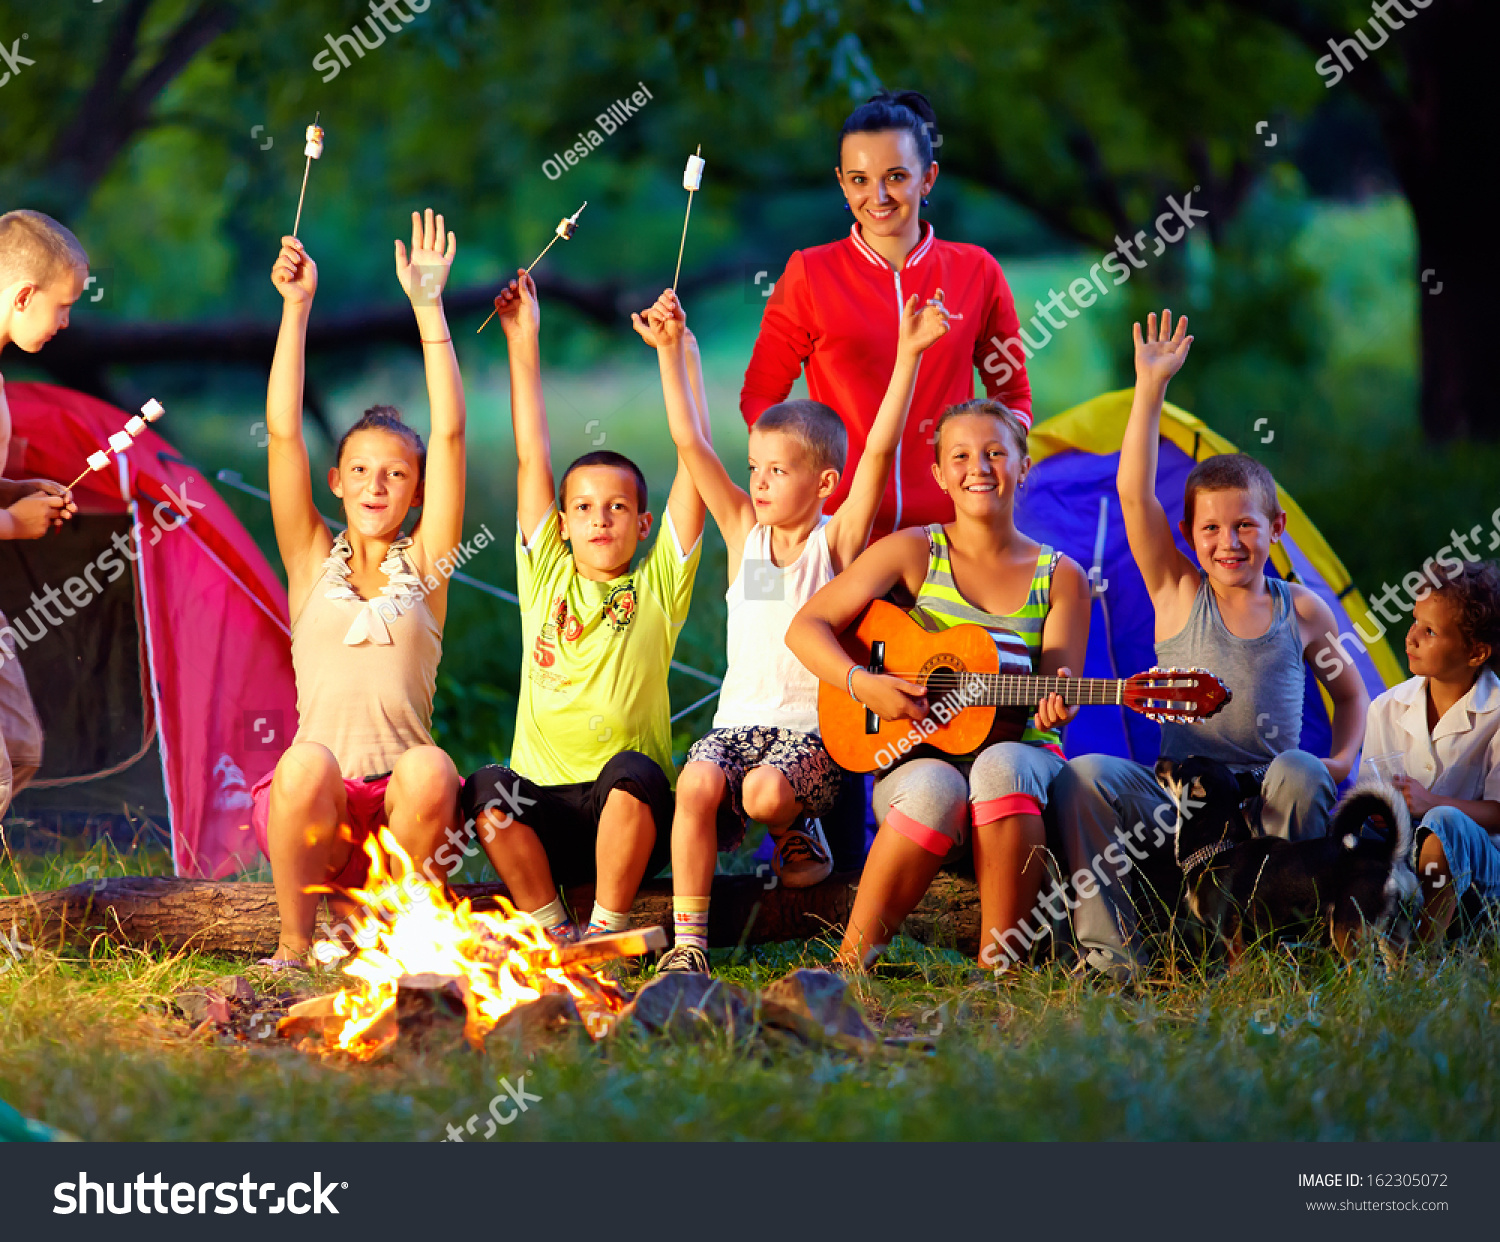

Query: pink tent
[1,381,296,877]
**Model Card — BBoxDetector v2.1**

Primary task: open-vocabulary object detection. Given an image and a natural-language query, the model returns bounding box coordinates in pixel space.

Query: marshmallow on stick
[477,202,588,333]
[672,145,704,291]
[291,113,323,239]
[65,399,165,491]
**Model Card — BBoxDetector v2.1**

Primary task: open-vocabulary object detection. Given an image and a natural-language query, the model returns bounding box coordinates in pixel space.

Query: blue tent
[1016,390,1400,764]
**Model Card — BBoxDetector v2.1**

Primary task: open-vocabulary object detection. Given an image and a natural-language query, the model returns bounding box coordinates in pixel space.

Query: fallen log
[0,871,985,957]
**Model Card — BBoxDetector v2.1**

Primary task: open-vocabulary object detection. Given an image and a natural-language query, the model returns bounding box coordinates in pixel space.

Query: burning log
[0,871,983,956]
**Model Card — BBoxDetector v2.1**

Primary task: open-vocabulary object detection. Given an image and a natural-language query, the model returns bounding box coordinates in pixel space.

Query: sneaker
[656,943,710,974]
[772,818,833,888]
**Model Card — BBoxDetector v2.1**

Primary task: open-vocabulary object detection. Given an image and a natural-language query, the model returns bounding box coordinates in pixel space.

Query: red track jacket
[740,223,1032,538]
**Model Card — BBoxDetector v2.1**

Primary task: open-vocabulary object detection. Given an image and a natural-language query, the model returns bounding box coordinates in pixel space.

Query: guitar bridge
[865,641,885,735]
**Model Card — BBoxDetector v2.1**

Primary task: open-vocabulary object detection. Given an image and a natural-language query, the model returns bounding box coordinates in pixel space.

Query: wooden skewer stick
[672,144,703,292]
[291,111,321,239]
[478,202,587,332]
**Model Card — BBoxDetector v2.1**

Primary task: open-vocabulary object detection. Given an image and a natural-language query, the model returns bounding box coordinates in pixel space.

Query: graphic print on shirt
[602,580,637,632]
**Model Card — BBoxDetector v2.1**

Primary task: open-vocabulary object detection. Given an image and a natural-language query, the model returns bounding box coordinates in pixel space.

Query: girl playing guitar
[787,399,1090,970]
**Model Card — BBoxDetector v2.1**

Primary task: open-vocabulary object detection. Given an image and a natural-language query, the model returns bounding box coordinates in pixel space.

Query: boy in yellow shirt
[460,270,706,940]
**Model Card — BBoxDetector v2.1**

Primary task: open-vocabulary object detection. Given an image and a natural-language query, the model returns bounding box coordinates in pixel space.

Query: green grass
[2,840,1496,1141]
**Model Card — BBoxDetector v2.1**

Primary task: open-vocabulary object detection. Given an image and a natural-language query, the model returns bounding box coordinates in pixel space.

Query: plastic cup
[1362,751,1406,785]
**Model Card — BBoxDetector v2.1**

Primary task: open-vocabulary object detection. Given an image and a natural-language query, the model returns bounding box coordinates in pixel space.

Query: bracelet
[846,664,862,700]
[420,336,452,345]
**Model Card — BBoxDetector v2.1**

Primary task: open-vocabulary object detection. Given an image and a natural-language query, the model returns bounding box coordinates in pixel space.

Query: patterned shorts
[684,725,842,850]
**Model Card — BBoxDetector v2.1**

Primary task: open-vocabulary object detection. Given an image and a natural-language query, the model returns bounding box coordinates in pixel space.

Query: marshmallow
[141,398,164,421]
[87,450,111,472]
[683,154,705,191]
[108,431,133,453]
[125,416,147,436]
[305,124,324,159]
[555,216,577,240]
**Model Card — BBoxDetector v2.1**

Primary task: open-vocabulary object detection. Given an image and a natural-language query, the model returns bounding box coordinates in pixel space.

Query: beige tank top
[289,533,441,779]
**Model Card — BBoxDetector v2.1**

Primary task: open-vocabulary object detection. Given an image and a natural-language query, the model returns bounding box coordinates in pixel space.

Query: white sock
[528,896,569,930]
[587,902,630,935]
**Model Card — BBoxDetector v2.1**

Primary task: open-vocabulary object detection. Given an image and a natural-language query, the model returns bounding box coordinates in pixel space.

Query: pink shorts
[251,767,393,889]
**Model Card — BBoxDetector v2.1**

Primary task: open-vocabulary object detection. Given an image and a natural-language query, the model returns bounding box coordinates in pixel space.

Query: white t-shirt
[1363,670,1500,829]
[712,519,833,735]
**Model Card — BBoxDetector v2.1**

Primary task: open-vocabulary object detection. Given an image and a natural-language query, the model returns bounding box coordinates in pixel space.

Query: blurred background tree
[0,0,1491,771]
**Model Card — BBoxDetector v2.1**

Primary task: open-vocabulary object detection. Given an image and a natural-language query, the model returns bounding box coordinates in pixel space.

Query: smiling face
[747,425,836,528]
[930,413,1027,518]
[1181,488,1284,589]
[560,464,652,580]
[328,428,424,539]
[835,129,937,241]
[1406,592,1489,683]
[3,265,87,352]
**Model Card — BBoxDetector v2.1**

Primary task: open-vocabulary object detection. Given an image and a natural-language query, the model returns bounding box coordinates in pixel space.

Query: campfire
[281,829,663,1060]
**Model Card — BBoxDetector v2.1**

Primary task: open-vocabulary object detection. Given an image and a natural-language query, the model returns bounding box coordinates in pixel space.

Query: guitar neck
[955,674,1124,708]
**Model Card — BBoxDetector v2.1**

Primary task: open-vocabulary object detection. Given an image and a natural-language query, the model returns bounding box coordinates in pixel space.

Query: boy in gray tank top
[1047,312,1368,980]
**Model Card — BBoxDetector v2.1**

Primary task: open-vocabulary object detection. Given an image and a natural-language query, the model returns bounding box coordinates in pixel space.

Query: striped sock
[586,902,630,938]
[673,895,711,952]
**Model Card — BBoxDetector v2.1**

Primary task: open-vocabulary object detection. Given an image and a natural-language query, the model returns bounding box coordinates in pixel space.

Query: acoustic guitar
[818,599,1231,773]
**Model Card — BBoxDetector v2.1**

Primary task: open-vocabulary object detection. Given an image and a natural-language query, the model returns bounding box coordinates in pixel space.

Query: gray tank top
[1156,575,1303,769]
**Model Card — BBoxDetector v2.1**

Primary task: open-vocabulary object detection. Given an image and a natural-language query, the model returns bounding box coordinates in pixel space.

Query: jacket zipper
[891,268,905,530]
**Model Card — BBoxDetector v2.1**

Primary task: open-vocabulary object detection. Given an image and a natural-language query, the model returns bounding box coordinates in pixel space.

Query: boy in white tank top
[646,286,951,972]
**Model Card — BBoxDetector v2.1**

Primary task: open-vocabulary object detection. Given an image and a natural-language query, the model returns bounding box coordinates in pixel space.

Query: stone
[617,973,755,1038]
[759,969,878,1051]
[484,992,584,1056]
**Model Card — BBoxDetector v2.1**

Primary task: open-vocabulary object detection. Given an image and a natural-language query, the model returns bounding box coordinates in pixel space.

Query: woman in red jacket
[741,90,1033,539]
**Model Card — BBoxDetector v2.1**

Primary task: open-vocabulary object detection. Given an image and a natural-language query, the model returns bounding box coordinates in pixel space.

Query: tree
[0,0,1484,439]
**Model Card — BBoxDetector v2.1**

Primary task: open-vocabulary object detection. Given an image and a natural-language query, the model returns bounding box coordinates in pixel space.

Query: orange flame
[305,829,625,1060]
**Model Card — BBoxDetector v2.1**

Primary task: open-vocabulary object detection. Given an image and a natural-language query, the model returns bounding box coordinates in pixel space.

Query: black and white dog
[1155,756,1419,966]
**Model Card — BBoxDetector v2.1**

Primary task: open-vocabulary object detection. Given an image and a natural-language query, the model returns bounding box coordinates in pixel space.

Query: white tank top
[713,520,834,735]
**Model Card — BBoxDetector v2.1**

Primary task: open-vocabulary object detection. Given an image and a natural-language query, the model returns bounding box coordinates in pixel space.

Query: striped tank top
[911,525,1062,750]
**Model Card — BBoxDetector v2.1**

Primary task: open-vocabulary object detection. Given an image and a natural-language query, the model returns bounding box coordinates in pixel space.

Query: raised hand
[630,288,686,349]
[493,268,539,341]
[395,208,457,306]
[271,237,317,305]
[899,291,951,356]
[1133,309,1193,387]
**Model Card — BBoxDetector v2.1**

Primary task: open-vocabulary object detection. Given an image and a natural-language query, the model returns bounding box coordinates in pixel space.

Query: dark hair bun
[873,89,937,129]
[839,89,940,168]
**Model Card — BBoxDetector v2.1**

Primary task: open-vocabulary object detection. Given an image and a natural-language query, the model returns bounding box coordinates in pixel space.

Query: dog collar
[1180,838,1237,873]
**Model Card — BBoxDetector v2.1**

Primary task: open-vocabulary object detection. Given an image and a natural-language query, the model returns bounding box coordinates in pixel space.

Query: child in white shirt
[1362,560,1500,942]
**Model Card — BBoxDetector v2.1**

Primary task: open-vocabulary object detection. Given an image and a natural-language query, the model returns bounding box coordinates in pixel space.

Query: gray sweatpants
[1048,749,1336,979]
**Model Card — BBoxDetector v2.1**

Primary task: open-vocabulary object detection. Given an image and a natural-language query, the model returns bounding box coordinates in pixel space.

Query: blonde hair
[0,210,89,289]
[933,399,1028,459]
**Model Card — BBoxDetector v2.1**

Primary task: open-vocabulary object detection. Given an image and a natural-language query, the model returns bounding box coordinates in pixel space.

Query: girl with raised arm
[254,210,467,967]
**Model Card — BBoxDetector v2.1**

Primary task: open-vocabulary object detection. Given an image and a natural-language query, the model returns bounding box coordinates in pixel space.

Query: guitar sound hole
[924,665,963,709]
